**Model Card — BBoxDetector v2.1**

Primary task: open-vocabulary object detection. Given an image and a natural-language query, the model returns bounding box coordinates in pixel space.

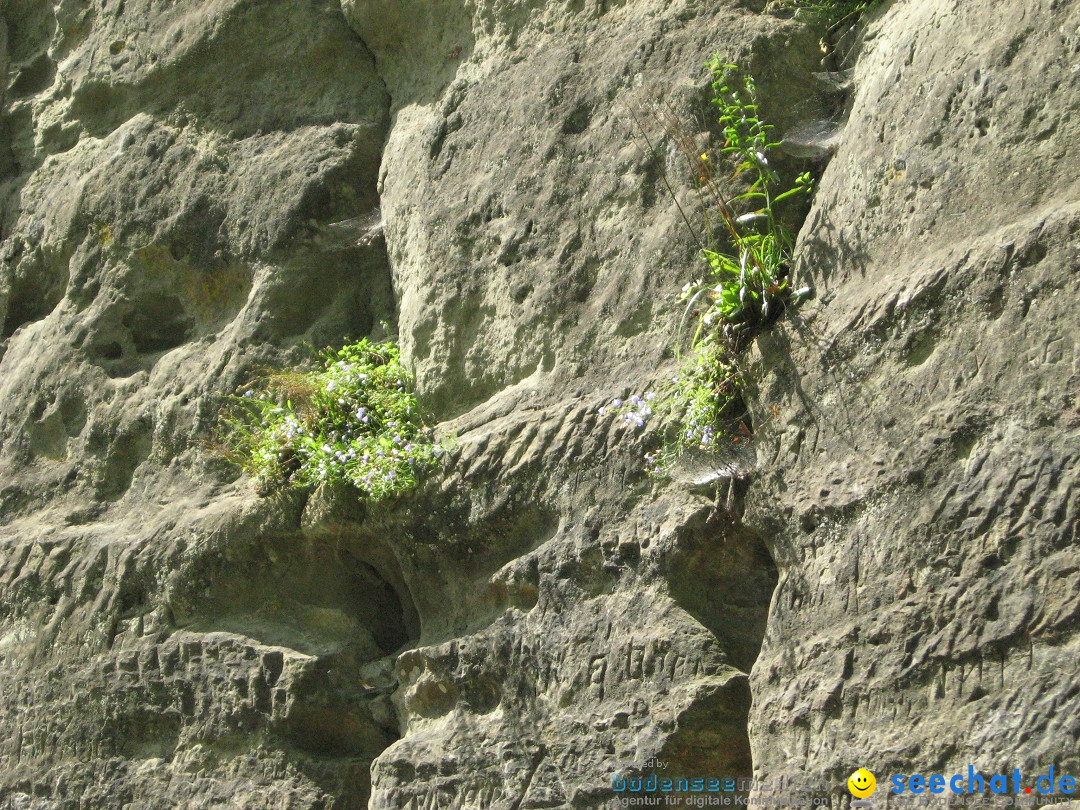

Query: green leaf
[772,186,808,203]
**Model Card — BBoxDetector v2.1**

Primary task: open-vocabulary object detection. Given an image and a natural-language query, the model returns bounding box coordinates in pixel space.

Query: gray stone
[0,0,1078,807]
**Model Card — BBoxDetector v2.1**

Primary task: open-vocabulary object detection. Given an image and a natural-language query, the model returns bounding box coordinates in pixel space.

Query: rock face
[747,0,1080,789]
[0,0,1077,809]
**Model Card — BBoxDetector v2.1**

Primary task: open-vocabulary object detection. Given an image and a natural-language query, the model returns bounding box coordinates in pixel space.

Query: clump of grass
[218,339,440,498]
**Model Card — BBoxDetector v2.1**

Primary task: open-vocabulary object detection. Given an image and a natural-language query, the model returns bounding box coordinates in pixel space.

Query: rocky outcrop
[0,0,399,804]
[0,0,1077,808]
[746,0,1080,789]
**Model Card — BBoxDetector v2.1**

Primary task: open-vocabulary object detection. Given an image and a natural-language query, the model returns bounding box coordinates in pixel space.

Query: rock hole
[561,103,592,135]
[162,530,421,804]
[1,265,67,338]
[666,511,778,674]
[98,340,123,360]
[9,52,56,96]
[123,293,191,354]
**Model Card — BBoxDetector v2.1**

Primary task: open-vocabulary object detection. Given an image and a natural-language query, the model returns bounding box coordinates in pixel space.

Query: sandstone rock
[0,0,1077,807]
[745,0,1080,797]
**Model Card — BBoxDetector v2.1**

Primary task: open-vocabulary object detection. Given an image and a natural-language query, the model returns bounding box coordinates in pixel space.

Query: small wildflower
[220,338,437,500]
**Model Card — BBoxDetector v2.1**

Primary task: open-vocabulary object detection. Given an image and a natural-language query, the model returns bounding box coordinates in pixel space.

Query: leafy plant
[616,58,816,471]
[680,57,813,342]
[218,339,440,498]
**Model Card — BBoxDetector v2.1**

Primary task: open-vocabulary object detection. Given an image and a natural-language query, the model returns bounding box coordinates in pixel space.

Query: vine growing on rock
[612,57,815,472]
[218,338,442,498]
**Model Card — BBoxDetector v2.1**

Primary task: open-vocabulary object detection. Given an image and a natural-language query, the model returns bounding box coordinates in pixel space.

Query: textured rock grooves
[0,0,796,802]
[3,0,1080,808]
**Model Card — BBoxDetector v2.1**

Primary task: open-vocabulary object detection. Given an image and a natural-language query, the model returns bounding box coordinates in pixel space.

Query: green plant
[218,338,440,498]
[681,57,813,341]
[615,59,815,470]
[652,339,748,469]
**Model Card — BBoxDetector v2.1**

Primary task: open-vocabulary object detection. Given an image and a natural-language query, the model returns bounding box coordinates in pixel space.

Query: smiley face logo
[848,768,876,798]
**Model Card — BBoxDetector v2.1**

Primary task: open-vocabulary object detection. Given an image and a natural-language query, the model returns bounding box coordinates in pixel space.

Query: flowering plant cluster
[613,59,815,474]
[219,339,439,498]
[597,392,656,428]
[599,341,745,475]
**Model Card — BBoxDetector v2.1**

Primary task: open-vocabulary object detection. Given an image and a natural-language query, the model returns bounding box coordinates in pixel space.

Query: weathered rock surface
[745,0,1080,793]
[0,0,1077,807]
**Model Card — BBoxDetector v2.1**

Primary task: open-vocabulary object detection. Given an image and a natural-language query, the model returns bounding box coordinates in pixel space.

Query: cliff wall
[0,0,1077,807]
